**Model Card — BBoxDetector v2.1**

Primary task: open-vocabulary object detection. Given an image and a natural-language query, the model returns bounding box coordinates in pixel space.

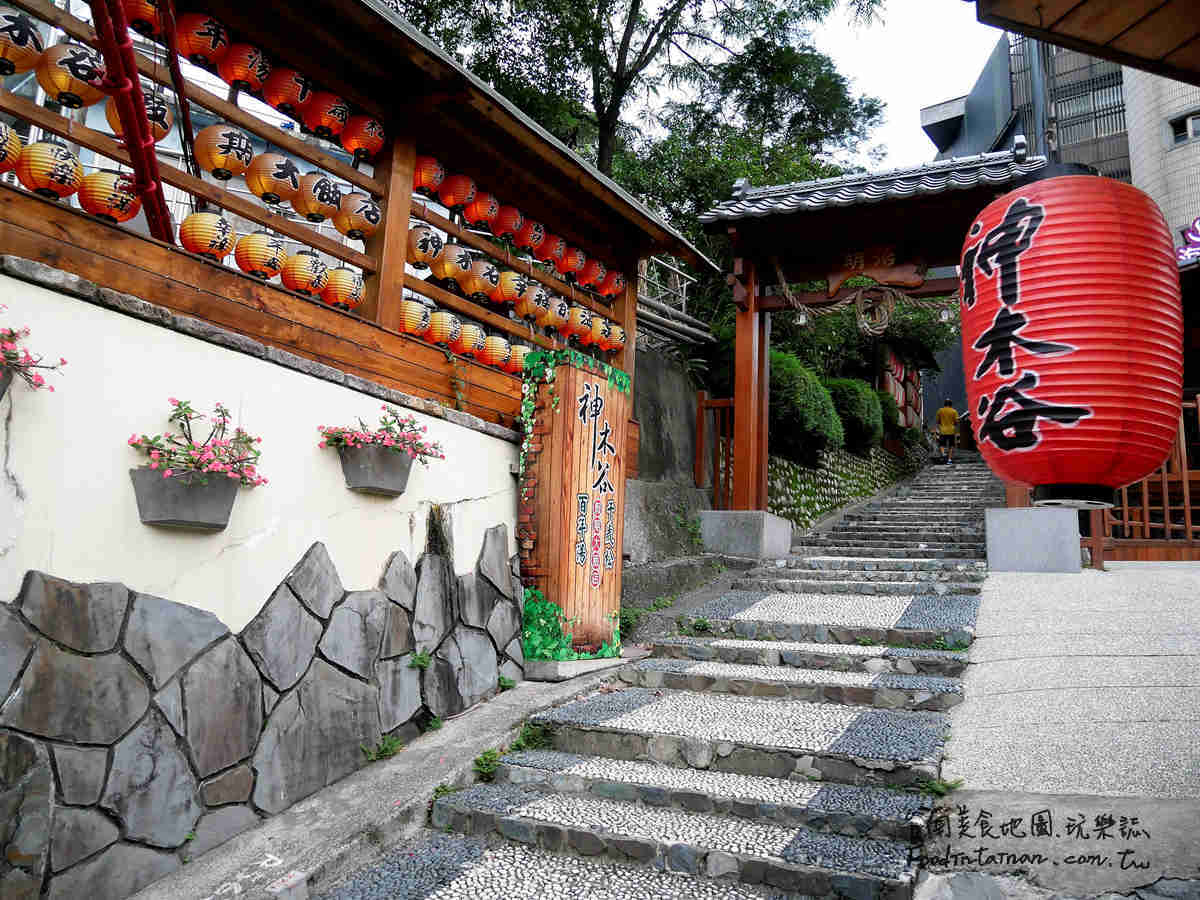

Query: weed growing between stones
[651,595,676,611]
[362,734,405,761]
[674,512,704,550]
[886,637,970,652]
[856,636,878,646]
[509,722,552,752]
[432,783,458,801]
[426,716,444,731]
[911,777,963,797]
[498,675,516,691]
[473,749,502,782]
[408,650,432,669]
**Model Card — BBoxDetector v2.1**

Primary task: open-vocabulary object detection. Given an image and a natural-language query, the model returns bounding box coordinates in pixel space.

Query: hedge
[877,389,900,435]
[769,351,843,465]
[823,378,884,453]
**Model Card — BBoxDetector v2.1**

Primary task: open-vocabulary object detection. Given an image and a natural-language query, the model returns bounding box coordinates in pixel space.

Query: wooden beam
[732,260,760,510]
[694,389,708,490]
[612,252,639,386]
[362,134,415,325]
[755,311,771,511]
[0,87,376,272]
[8,0,386,198]
[402,273,556,350]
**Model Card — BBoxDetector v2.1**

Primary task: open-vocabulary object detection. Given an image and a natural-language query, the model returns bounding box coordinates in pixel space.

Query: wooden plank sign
[519,353,630,646]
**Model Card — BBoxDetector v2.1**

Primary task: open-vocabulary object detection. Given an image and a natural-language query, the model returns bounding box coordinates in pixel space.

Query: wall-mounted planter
[130,468,240,531]
[338,445,415,496]
[0,367,12,402]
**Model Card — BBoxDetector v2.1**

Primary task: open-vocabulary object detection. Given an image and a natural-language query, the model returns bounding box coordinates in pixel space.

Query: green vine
[520,586,620,661]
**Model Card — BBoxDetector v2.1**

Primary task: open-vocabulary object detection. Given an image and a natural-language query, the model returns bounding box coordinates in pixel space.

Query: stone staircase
[429,461,1001,899]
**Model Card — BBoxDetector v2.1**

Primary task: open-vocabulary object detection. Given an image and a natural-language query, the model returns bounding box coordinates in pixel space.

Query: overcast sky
[811,0,1009,171]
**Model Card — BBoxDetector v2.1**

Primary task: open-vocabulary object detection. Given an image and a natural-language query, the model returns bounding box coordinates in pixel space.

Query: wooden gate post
[732,257,761,510]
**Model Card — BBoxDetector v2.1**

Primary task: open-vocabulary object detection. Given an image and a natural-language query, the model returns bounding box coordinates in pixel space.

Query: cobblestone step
[782,556,986,575]
[842,513,986,524]
[791,544,987,560]
[743,566,985,585]
[795,537,986,551]
[824,529,983,542]
[650,637,968,677]
[530,687,947,788]
[731,575,982,596]
[678,591,977,646]
[432,784,918,898]
[495,750,932,842]
[620,659,963,712]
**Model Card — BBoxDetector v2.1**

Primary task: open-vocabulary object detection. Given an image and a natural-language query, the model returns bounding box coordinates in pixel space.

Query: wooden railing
[695,391,733,509]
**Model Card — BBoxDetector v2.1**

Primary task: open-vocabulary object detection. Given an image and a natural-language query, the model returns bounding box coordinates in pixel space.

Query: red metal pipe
[156,0,201,182]
[88,0,174,243]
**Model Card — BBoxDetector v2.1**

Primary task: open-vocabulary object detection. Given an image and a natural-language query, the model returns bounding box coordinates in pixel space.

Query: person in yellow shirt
[936,399,959,464]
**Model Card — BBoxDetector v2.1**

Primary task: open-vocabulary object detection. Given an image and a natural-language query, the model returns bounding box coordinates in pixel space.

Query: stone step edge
[619,663,962,712]
[430,797,918,898]
[778,559,987,571]
[493,760,929,843]
[750,567,986,581]
[672,614,974,648]
[533,719,943,790]
[730,578,983,596]
[649,638,968,677]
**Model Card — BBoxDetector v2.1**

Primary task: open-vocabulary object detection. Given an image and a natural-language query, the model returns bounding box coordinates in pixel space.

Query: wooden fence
[694,390,733,509]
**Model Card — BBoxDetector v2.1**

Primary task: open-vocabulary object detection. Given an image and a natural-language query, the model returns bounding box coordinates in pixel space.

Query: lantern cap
[1032,484,1116,510]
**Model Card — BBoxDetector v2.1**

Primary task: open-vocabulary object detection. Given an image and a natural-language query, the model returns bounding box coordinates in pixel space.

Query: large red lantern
[490,270,528,307]
[413,155,444,198]
[513,218,545,252]
[598,269,626,297]
[262,68,314,116]
[556,245,586,281]
[534,233,565,265]
[463,191,499,229]
[121,0,159,37]
[504,343,531,375]
[341,115,385,161]
[332,192,381,241]
[437,174,475,212]
[175,13,229,67]
[491,205,524,241]
[246,153,301,205]
[960,174,1183,508]
[218,44,271,94]
[303,92,350,140]
[194,124,253,181]
[578,257,606,289]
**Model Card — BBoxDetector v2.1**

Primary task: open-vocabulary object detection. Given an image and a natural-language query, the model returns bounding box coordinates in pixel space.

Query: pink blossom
[162,469,173,478]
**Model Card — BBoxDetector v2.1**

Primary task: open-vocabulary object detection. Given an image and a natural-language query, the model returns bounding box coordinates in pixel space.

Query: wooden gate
[694,391,734,509]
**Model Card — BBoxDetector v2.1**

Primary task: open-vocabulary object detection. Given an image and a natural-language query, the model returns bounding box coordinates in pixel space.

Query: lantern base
[32,188,63,200]
[0,60,14,76]
[56,92,84,109]
[1032,484,1116,509]
[346,229,364,240]
[211,169,233,181]
[304,213,327,223]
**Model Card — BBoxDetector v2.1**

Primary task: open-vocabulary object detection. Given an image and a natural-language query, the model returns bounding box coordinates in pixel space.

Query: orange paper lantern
[332,192,381,240]
[121,0,159,36]
[341,115,385,161]
[437,174,475,211]
[533,233,565,265]
[458,258,499,302]
[246,152,301,205]
[303,92,349,139]
[413,155,445,198]
[0,6,44,75]
[218,43,271,93]
[514,282,549,322]
[536,295,569,334]
[429,242,473,285]
[234,230,286,279]
[578,257,606,289]
[322,267,364,310]
[78,171,142,223]
[480,335,511,369]
[424,310,461,347]
[179,211,234,260]
[175,13,229,67]
[292,172,342,223]
[406,224,444,270]
[398,298,431,336]
[504,343,531,375]
[0,122,23,175]
[451,322,485,358]
[281,250,329,297]
[463,191,499,229]
[37,44,105,109]
[556,245,586,281]
[16,141,81,200]
[262,67,314,116]
[514,218,545,252]
[608,325,626,354]
[491,205,524,241]
[598,270,626,297]
[193,123,253,180]
[490,270,529,307]
[590,315,613,351]
[107,92,173,143]
[562,304,592,342]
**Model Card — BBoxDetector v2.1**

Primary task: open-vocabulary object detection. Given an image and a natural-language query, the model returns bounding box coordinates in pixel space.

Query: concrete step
[678,591,978,646]
[825,529,983,542]
[496,749,932,842]
[791,545,986,560]
[732,575,982,596]
[432,783,919,897]
[782,557,986,575]
[744,565,986,585]
[844,512,987,522]
[530,686,948,788]
[650,637,969,677]
[620,659,964,712]
[795,537,986,551]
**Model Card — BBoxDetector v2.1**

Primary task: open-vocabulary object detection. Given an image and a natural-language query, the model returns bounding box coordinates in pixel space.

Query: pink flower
[162,469,173,478]
[58,358,67,366]
[149,461,158,469]
[168,397,178,405]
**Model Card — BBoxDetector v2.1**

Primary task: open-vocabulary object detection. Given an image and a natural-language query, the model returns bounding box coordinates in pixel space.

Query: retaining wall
[767,446,918,531]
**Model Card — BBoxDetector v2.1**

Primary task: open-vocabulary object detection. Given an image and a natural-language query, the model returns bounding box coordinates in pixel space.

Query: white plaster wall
[0,274,518,631]
[1123,67,1200,241]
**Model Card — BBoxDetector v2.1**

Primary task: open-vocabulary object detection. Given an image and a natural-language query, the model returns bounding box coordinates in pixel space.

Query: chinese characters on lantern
[962,198,1091,451]
[576,380,618,589]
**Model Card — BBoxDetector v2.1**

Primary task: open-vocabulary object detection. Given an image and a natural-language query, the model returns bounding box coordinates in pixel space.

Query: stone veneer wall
[767,447,916,531]
[0,521,523,900]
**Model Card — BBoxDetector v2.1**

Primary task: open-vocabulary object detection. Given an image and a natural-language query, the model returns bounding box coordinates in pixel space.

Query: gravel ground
[316,831,488,900]
[532,687,947,760]
[442,784,913,878]
[630,658,964,693]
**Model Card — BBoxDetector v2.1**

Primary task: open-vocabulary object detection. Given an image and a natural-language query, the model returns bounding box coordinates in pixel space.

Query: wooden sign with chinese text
[519,358,629,645]
[827,245,926,296]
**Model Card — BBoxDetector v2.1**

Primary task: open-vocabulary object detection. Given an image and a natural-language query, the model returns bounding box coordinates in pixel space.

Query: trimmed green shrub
[877,390,900,435]
[769,351,843,465]
[823,378,884,453]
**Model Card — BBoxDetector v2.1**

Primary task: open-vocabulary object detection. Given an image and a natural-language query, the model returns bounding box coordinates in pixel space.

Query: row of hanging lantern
[190,123,381,240]
[411,153,628,300]
[407,224,626,355]
[104,5,387,162]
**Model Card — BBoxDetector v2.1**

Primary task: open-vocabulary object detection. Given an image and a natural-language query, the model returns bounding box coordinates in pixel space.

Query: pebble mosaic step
[432,784,918,898]
[731,575,982,596]
[495,750,932,842]
[743,566,985,585]
[530,687,947,787]
[791,545,986,560]
[678,590,978,645]
[821,530,983,543]
[795,537,986,551]
[842,513,986,523]
[781,557,986,574]
[620,659,964,711]
[650,637,969,677]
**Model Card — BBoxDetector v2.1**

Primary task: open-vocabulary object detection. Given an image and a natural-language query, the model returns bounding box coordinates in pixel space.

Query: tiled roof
[699,149,1049,225]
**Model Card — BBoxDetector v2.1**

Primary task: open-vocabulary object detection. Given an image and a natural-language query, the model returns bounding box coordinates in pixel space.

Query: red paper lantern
[960,174,1183,508]
[437,174,475,212]
[194,123,252,180]
[406,224,443,270]
[536,295,569,334]
[458,257,499,302]
[480,335,511,369]
[491,205,524,241]
[534,233,565,265]
[514,282,548,323]
[175,13,229,67]
[291,172,342,223]
[303,92,349,140]
[598,269,626,297]
[429,242,473,286]
[590,315,613,351]
[607,325,626,355]
[463,191,499,229]
[490,270,528,307]
[332,192,381,240]
[218,44,271,94]
[578,257,606,289]
[413,155,444,198]
[121,0,159,36]
[262,68,314,116]
[562,304,592,342]
[513,218,545,252]
[341,115,385,161]
[556,246,586,281]
[246,152,301,205]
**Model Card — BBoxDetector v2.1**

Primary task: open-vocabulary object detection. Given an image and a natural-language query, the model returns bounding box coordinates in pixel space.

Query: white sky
[811,0,1009,171]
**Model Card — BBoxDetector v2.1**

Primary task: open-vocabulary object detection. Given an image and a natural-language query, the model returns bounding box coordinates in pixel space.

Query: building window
[1171,113,1200,146]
